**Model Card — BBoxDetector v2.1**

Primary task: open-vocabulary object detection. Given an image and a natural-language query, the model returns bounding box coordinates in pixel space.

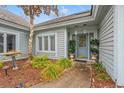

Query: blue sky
[6,5,91,24]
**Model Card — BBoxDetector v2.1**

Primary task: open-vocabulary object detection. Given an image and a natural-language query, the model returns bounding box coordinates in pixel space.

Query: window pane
[50,35,55,51]
[44,36,48,51]
[0,33,4,53]
[7,34,16,52]
[78,34,87,47]
[38,37,42,50]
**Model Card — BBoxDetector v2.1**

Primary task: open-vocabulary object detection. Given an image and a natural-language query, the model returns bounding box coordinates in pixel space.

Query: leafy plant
[68,40,76,54]
[41,63,61,81]
[90,48,98,54]
[0,62,3,68]
[92,63,105,73]
[96,73,110,81]
[92,63,110,81]
[31,55,49,69]
[58,58,72,69]
[90,39,99,46]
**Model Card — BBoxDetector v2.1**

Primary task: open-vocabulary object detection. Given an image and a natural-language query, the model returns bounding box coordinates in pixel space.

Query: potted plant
[90,39,99,61]
[68,40,76,60]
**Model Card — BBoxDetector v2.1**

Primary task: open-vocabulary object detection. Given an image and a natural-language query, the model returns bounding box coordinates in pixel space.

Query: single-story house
[0,5,124,86]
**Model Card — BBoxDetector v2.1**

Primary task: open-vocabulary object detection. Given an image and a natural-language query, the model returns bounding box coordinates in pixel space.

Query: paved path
[32,62,91,88]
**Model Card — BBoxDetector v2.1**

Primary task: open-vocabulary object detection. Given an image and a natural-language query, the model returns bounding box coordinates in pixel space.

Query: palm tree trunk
[28,6,34,61]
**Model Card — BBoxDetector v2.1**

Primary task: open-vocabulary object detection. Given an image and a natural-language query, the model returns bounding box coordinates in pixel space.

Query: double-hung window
[50,35,55,51]
[38,34,56,52]
[0,33,16,53]
[0,33,4,53]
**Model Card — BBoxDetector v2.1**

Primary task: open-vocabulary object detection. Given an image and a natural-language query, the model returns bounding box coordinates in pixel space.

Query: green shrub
[96,73,111,81]
[92,63,105,74]
[92,63,110,81]
[58,58,72,69]
[0,62,3,68]
[31,55,49,69]
[41,63,61,81]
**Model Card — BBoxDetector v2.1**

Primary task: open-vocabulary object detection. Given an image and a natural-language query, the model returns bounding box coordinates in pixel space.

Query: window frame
[37,33,56,53]
[0,32,18,54]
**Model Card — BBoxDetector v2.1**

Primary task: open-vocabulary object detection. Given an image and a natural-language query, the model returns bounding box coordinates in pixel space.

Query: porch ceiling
[66,21,96,29]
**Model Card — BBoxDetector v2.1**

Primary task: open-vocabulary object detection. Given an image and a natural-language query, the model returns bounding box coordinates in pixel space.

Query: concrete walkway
[32,62,91,88]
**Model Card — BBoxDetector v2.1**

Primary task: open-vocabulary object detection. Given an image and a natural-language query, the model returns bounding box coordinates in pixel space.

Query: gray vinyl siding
[57,31,65,58]
[99,6,114,79]
[0,24,29,61]
[34,27,66,59]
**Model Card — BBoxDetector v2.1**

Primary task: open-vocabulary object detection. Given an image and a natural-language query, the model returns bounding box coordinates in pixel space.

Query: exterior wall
[34,27,67,59]
[0,24,29,61]
[99,6,114,80]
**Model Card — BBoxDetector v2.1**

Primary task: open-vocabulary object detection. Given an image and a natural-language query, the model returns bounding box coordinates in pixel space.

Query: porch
[67,23,98,60]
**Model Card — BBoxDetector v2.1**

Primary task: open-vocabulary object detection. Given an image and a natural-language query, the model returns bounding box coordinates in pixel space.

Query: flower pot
[69,53,75,61]
[91,53,97,60]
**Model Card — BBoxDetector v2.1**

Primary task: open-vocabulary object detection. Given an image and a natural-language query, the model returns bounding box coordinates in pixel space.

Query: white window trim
[36,33,57,53]
[0,31,19,53]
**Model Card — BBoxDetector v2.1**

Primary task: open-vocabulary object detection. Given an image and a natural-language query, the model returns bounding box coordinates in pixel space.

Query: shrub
[92,63,105,74]
[58,58,72,69]
[31,55,49,69]
[96,73,111,81]
[0,62,3,68]
[92,63,110,81]
[41,63,61,81]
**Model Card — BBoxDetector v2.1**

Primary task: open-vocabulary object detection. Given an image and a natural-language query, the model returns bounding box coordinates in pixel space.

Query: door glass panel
[0,33,4,53]
[79,34,87,47]
[7,34,16,52]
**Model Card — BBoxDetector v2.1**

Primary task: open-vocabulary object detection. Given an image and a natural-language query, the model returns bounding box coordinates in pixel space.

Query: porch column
[64,27,68,58]
[114,5,124,86]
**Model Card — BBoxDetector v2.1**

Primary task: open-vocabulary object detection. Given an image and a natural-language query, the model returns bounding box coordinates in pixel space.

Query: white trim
[113,6,117,82]
[88,33,90,59]
[114,6,124,86]
[64,27,68,58]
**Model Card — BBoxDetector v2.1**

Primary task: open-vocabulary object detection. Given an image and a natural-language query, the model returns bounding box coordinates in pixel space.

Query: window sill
[37,50,56,53]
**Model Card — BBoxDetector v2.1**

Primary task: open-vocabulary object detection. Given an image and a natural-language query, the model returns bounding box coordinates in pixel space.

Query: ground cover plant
[31,55,72,81]
[0,62,3,68]
[91,62,115,87]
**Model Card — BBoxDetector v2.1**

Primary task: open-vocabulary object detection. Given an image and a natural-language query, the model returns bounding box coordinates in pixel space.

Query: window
[50,35,55,51]
[0,33,4,53]
[0,33,16,53]
[7,34,16,52]
[37,34,56,52]
[78,34,87,47]
[38,37,42,50]
[44,36,48,51]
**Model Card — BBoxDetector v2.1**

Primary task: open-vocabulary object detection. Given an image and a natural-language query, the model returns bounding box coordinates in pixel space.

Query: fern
[41,63,60,81]
[58,58,72,69]
[0,62,3,68]
[31,55,49,69]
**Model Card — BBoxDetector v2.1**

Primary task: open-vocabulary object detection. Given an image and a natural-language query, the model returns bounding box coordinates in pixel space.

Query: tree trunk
[28,6,34,61]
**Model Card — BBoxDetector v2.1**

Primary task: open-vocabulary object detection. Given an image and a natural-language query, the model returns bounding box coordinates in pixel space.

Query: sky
[5,5,91,24]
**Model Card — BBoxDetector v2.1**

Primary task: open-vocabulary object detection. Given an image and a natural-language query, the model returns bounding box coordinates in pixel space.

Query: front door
[77,33,88,59]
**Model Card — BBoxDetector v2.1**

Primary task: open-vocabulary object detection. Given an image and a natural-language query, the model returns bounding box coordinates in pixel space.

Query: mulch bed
[0,59,43,88]
[91,67,115,88]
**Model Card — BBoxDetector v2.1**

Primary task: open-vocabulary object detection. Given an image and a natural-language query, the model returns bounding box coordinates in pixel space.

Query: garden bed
[90,63,115,88]
[0,56,73,88]
[0,59,43,88]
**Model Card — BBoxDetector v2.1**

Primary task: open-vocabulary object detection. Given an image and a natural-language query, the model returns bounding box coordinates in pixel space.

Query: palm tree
[18,5,58,61]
